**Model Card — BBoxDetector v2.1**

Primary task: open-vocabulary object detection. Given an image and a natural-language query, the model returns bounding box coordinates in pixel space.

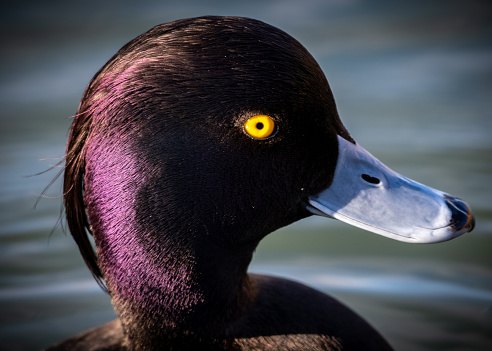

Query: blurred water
[1,1,492,350]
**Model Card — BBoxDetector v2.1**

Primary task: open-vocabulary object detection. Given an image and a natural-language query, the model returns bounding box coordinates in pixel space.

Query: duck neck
[97,227,256,348]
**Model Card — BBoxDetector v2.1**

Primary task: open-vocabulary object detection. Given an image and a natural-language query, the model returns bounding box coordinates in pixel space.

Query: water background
[1,1,491,350]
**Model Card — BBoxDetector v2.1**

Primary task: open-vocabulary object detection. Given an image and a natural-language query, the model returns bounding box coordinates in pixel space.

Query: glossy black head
[64,16,351,288]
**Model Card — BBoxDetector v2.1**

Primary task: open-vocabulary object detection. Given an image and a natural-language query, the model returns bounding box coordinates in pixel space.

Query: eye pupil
[256,122,264,130]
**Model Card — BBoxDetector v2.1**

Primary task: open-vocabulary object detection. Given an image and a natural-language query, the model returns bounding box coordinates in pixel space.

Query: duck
[46,16,475,351]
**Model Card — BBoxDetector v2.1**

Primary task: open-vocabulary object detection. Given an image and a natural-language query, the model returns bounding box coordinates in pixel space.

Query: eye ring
[244,115,276,140]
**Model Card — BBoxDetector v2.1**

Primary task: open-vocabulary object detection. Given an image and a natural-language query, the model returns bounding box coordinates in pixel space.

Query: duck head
[63,15,474,343]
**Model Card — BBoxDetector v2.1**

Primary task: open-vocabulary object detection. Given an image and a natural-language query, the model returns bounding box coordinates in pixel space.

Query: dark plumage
[47,15,474,350]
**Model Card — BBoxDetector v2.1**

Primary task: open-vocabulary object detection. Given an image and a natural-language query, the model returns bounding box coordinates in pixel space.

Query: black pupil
[256,122,264,130]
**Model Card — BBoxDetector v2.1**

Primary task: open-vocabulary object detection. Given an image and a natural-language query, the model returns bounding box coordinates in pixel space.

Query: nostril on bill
[361,174,381,185]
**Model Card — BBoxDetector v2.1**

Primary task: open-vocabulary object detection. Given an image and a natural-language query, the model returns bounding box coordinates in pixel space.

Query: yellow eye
[244,115,276,139]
